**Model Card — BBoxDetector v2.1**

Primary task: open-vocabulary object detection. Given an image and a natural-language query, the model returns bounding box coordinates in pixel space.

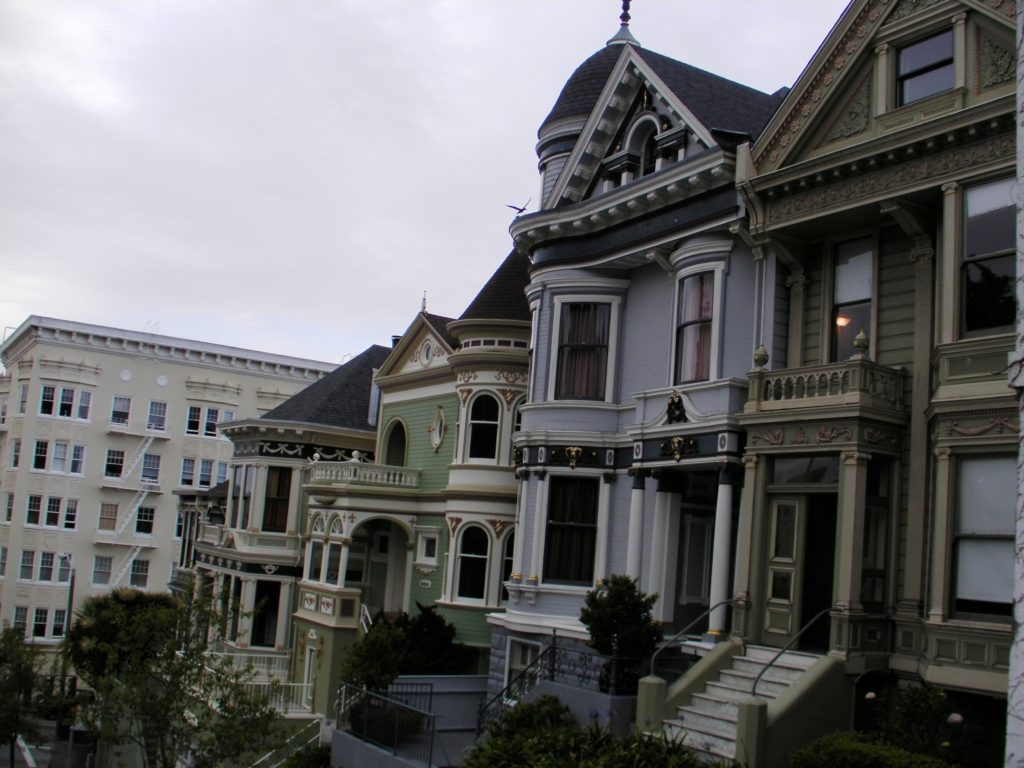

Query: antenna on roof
[421,291,427,313]
[608,0,639,47]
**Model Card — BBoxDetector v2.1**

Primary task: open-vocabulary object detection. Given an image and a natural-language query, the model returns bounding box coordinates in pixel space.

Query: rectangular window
[10,438,20,468]
[141,453,161,483]
[0,546,7,576]
[33,608,48,638]
[59,388,75,417]
[543,476,599,586]
[186,406,202,435]
[98,503,118,531]
[18,385,28,414]
[111,396,131,426]
[13,606,28,634]
[954,455,1014,618]
[199,459,213,488]
[181,457,195,486]
[26,496,41,526]
[20,550,35,580]
[554,303,610,401]
[897,30,954,106]
[70,445,85,474]
[175,511,185,539]
[77,391,92,420]
[63,499,78,529]
[52,609,66,637]
[217,461,229,485]
[93,555,112,584]
[147,401,167,431]
[45,497,61,527]
[675,272,714,384]
[105,449,125,478]
[57,555,71,582]
[963,177,1015,335]
[4,494,12,522]
[204,408,220,437]
[832,238,873,361]
[0,402,6,424]
[262,466,291,533]
[136,507,155,535]
[33,440,48,470]
[40,385,55,415]
[52,441,68,473]
[38,551,54,582]
[130,559,149,588]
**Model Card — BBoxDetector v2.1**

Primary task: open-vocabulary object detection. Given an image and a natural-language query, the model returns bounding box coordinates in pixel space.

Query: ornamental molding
[447,516,462,537]
[497,387,521,410]
[864,427,898,446]
[822,70,872,144]
[456,371,479,384]
[817,426,852,444]
[979,32,1015,89]
[456,387,473,406]
[768,132,1014,225]
[750,429,784,446]
[495,369,527,384]
[487,518,513,536]
[944,416,1018,437]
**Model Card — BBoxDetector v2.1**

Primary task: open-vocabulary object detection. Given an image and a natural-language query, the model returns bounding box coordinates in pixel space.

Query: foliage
[280,744,330,768]
[340,603,465,691]
[64,586,282,768]
[0,627,44,768]
[579,575,661,659]
[789,732,950,768]
[465,696,704,768]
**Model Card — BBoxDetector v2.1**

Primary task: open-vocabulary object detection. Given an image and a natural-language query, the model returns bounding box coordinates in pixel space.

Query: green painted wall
[802,259,823,366]
[290,615,359,717]
[379,393,459,493]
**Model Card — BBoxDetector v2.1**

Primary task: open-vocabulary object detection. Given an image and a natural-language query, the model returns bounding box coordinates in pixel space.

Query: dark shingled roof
[421,313,458,350]
[261,344,391,431]
[540,44,783,140]
[459,250,531,322]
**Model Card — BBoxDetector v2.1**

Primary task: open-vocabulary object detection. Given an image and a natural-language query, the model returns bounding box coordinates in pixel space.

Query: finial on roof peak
[608,0,639,47]
[421,291,427,313]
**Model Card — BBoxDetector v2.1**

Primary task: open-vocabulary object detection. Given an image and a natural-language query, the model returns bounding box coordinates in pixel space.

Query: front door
[763,495,836,650]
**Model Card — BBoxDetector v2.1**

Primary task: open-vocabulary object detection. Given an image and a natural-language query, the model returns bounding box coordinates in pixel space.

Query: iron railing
[751,607,832,698]
[247,719,321,768]
[335,683,435,766]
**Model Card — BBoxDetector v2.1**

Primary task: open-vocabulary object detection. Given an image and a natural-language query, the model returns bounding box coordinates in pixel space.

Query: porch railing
[206,650,291,679]
[335,683,435,766]
[745,358,904,414]
[242,681,312,715]
[308,462,421,489]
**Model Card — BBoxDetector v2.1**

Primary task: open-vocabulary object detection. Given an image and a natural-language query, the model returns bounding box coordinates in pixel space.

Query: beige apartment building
[0,316,333,647]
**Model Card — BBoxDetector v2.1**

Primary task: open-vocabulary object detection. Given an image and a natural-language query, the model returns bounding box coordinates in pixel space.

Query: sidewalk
[0,721,57,768]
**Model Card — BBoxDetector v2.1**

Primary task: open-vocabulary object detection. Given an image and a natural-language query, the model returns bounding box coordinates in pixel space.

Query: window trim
[895,28,955,108]
[822,234,877,363]
[465,392,502,463]
[672,263,724,385]
[547,295,622,404]
[960,176,1015,338]
[453,524,491,605]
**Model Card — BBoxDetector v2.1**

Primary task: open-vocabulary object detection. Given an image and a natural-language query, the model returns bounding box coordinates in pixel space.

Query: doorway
[799,494,836,650]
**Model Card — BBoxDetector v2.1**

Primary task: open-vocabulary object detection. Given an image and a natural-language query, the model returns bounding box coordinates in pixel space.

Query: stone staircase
[664,645,821,762]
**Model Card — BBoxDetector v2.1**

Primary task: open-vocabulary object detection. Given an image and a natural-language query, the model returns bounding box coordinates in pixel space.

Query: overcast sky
[1,0,851,365]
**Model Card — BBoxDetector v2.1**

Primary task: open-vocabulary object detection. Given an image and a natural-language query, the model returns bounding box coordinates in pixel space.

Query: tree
[65,587,282,768]
[0,627,44,768]
[580,574,661,659]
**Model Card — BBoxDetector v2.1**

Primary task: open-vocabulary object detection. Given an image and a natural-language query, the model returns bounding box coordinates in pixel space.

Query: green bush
[280,744,330,768]
[789,732,950,768]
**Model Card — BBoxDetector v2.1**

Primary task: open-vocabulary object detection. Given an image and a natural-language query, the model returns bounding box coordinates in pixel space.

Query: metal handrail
[648,598,737,677]
[750,607,832,699]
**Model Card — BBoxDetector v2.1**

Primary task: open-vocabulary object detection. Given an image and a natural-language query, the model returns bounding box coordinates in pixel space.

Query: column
[835,451,870,612]
[510,476,527,582]
[527,472,548,584]
[928,448,953,622]
[873,43,891,115]
[337,537,352,588]
[626,472,646,579]
[275,580,292,650]
[707,465,737,637]
[647,478,677,623]
[237,576,256,648]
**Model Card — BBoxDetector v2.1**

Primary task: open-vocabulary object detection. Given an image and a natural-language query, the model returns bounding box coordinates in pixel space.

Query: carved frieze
[823,72,872,143]
[817,426,852,444]
[751,429,784,446]
[980,33,1015,89]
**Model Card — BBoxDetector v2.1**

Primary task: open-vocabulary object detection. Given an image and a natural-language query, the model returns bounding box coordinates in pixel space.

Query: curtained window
[962,177,1015,335]
[555,303,610,400]
[675,273,714,383]
[543,476,599,586]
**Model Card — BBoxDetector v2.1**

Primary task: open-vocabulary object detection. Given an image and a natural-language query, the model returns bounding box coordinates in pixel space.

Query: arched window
[467,394,500,460]
[385,421,407,466]
[456,525,490,600]
[501,532,515,602]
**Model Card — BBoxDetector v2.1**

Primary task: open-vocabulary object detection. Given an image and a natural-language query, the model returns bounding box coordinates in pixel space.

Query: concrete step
[674,705,737,738]
[689,692,739,719]
[731,657,807,683]
[705,680,777,703]
[665,719,736,760]
[742,645,820,669]
[718,669,792,697]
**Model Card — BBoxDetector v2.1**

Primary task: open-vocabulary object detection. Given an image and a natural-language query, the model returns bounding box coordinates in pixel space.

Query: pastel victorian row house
[181,251,530,719]
[489,1,1017,765]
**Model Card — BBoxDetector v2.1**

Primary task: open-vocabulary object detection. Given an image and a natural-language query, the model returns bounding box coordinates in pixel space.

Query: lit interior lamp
[835,316,851,327]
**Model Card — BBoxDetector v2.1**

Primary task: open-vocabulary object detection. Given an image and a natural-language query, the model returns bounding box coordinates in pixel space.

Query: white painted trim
[546,295,622,404]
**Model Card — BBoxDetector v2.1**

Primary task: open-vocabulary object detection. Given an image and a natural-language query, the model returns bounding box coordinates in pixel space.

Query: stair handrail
[750,606,832,699]
[648,598,737,677]
[477,643,557,733]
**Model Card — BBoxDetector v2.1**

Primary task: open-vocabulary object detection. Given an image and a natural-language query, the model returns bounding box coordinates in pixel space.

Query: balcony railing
[307,462,421,490]
[206,649,291,680]
[745,357,904,415]
[242,681,312,715]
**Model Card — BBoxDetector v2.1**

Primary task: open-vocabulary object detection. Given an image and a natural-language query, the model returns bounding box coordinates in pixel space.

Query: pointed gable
[375,312,458,380]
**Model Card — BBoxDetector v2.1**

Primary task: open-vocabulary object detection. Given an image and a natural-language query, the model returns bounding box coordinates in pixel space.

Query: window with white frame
[130,559,149,588]
[141,453,161,483]
[175,511,185,539]
[181,457,195,486]
[467,394,500,461]
[70,445,85,474]
[262,466,290,533]
[962,177,1015,336]
[10,438,20,468]
[385,421,407,466]
[111,396,131,426]
[675,271,715,384]
[136,507,155,535]
[52,609,67,637]
[501,532,515,602]
[306,539,324,582]
[216,461,229,485]
[455,525,490,601]
[3,494,11,522]
[554,302,611,401]
[204,408,220,437]
[20,550,35,580]
[33,608,48,638]
[45,497,61,527]
[147,401,168,431]
[831,237,873,361]
[93,555,113,584]
[63,499,78,529]
[13,606,28,635]
[26,496,41,526]
[40,385,55,415]
[98,502,118,531]
[186,405,231,437]
[57,556,71,583]
[52,442,68,473]
[417,532,438,566]
[506,639,541,686]
[59,387,75,417]
[0,546,6,576]
[543,476,599,586]
[78,390,92,420]
[105,449,125,478]
[33,440,48,470]
[896,29,954,107]
[18,385,28,414]
[199,459,214,488]
[953,455,1014,619]
[39,386,89,420]
[38,551,54,582]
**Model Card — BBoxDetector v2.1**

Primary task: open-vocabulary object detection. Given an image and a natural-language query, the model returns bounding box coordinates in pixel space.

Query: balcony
[307,462,421,491]
[745,357,904,417]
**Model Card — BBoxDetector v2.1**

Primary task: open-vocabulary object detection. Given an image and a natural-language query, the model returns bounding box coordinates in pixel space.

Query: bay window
[675,272,714,383]
[962,177,1015,335]
[543,476,599,586]
[554,302,611,401]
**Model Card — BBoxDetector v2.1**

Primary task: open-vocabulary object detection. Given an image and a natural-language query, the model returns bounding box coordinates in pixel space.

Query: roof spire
[607,0,639,47]
[421,291,427,313]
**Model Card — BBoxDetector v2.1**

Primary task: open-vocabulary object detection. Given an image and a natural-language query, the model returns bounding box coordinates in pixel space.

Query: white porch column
[237,576,256,648]
[528,472,548,585]
[626,472,647,579]
[707,466,737,637]
[648,480,678,623]
[337,537,352,587]
[275,580,292,650]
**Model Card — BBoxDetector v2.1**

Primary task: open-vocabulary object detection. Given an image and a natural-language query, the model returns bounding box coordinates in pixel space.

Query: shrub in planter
[789,732,950,768]
[580,575,661,694]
